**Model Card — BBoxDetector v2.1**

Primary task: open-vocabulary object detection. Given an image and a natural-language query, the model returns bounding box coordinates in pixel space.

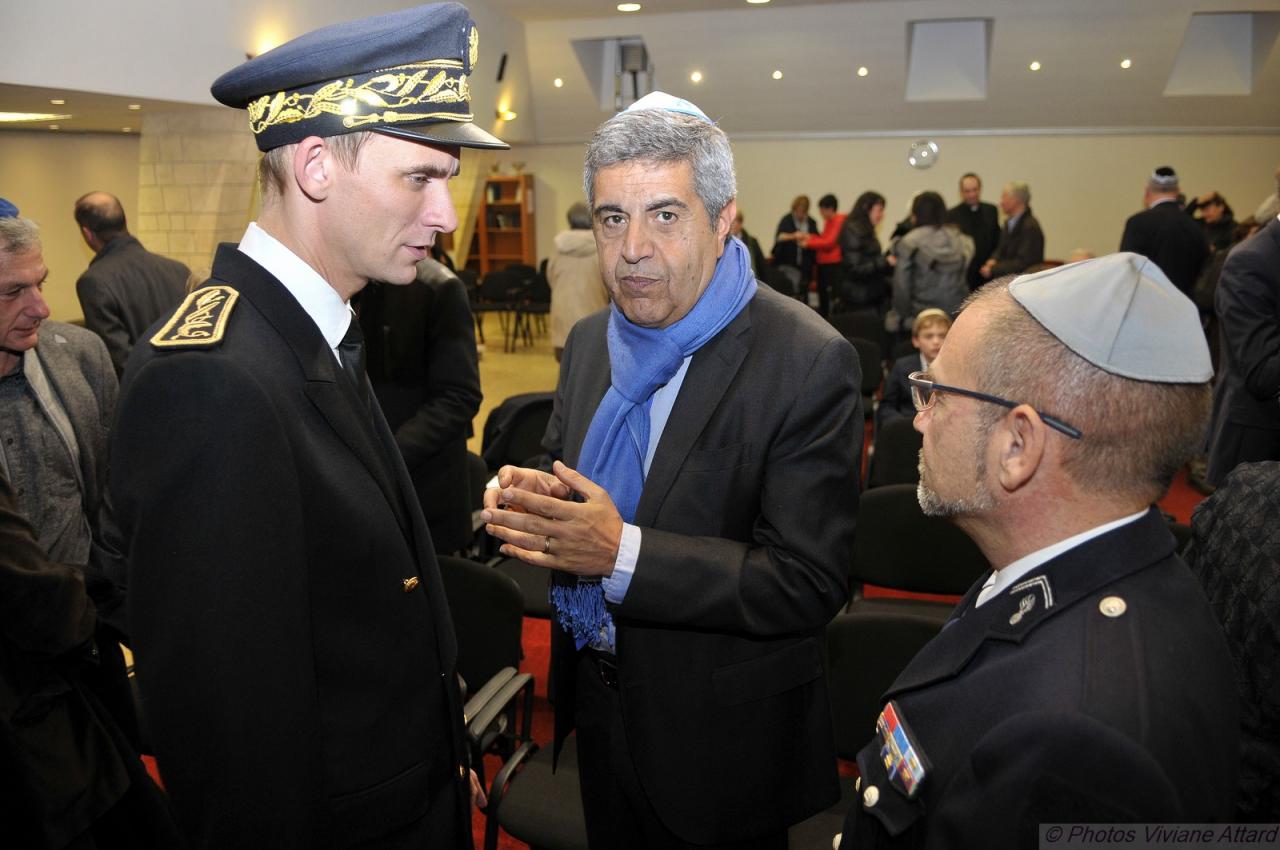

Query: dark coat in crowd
[838,217,891,309]
[1119,201,1210,297]
[1206,218,1280,485]
[771,212,818,278]
[1185,198,1238,253]
[75,236,190,378]
[946,201,1000,290]
[1185,460,1280,822]
[988,208,1045,278]
[546,285,861,844]
[360,262,482,555]
[842,509,1239,848]
[109,246,471,849]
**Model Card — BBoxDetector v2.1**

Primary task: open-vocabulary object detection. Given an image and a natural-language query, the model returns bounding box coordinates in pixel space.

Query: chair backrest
[829,310,883,347]
[866,417,923,489]
[480,269,527,302]
[482,392,556,471]
[851,483,989,594]
[437,555,524,695]
[826,610,942,756]
[849,336,884,396]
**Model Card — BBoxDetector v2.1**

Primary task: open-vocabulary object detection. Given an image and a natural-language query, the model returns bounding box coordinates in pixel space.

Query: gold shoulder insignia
[150,285,239,349]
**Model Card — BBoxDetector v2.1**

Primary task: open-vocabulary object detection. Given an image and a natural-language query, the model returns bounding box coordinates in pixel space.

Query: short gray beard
[916,451,996,518]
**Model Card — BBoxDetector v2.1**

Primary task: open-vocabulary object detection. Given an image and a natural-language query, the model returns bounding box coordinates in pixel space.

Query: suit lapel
[27,334,96,503]
[215,247,413,542]
[633,304,752,527]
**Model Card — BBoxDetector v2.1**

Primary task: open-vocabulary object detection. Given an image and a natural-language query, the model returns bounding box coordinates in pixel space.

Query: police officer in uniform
[108,4,505,847]
[839,254,1238,848]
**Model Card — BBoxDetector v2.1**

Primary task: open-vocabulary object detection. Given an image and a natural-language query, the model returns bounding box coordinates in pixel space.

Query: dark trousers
[573,653,786,850]
[815,264,843,318]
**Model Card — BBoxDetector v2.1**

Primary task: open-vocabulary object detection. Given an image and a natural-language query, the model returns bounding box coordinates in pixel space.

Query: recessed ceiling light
[1120,58,1132,69]
[857,66,869,77]
[1028,60,1042,71]
[746,0,771,4]
[128,103,142,111]
[617,2,641,11]
[496,108,518,121]
[49,124,60,130]
[0,111,72,123]
[122,127,132,133]
[553,77,564,88]
[690,70,703,83]
[49,98,66,106]
[771,70,783,80]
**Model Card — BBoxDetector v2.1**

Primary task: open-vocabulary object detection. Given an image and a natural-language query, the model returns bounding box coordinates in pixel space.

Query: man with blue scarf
[482,93,861,848]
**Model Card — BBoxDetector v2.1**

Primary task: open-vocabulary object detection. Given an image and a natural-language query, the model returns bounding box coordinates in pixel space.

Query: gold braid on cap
[246,60,472,136]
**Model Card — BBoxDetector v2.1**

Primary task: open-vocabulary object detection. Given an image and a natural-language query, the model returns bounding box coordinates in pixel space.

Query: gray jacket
[892,225,974,325]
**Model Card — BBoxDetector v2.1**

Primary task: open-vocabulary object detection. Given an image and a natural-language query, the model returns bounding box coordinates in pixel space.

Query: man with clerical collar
[837,253,1238,848]
[108,4,504,847]
[483,92,862,848]
[945,172,1000,291]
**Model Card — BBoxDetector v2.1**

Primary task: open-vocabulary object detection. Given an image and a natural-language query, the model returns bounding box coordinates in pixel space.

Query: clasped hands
[481,460,623,577]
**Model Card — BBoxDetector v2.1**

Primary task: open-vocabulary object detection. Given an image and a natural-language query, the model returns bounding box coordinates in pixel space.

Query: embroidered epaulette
[150,285,239,349]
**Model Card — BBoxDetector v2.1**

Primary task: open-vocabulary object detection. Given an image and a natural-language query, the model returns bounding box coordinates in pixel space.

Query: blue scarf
[552,236,758,649]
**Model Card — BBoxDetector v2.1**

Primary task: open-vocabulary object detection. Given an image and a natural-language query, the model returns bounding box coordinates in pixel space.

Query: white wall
[494,132,1280,266]
[0,131,140,321]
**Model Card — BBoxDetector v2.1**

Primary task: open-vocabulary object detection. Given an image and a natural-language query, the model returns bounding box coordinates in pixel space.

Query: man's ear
[716,197,738,255]
[292,136,334,202]
[995,404,1047,494]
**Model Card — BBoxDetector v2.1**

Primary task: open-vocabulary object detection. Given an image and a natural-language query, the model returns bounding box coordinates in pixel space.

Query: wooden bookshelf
[466,174,537,276]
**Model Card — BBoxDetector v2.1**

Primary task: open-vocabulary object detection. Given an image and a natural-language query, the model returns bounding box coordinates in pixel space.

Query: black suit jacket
[1206,218,1280,483]
[989,209,1045,278]
[76,235,190,378]
[545,285,861,843]
[1120,202,1210,296]
[946,201,999,290]
[110,245,469,849]
[842,509,1239,848]
[360,267,482,554]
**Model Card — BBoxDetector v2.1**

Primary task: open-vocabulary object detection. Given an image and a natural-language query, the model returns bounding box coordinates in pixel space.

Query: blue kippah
[211,2,506,151]
[0,198,17,218]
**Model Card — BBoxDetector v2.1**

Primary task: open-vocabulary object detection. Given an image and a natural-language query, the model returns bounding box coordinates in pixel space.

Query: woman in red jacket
[799,193,845,317]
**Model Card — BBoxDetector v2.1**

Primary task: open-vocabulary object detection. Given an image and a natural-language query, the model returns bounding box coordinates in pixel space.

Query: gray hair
[583,108,736,226]
[1004,181,1031,206]
[961,279,1210,504]
[566,201,592,230]
[0,216,41,259]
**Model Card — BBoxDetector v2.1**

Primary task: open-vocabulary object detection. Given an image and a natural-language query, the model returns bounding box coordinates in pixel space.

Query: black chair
[847,483,989,623]
[849,336,884,421]
[513,265,552,348]
[437,555,524,697]
[829,310,884,355]
[482,732,589,850]
[474,269,529,352]
[866,416,923,489]
[495,557,553,619]
[890,336,917,362]
[481,392,555,473]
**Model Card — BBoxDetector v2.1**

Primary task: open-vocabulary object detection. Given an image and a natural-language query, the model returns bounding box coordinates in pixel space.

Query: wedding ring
[543,535,553,554]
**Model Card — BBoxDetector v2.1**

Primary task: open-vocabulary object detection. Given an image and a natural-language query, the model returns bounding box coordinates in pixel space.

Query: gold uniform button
[458,764,467,780]
[863,785,880,808]
[403,577,420,593]
[855,776,862,792]
[1099,596,1127,618]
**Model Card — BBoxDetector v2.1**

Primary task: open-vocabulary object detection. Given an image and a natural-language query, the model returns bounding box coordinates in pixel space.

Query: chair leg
[474,311,486,345]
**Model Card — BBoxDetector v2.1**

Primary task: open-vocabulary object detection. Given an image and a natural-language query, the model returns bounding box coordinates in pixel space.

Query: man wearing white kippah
[839,253,1238,848]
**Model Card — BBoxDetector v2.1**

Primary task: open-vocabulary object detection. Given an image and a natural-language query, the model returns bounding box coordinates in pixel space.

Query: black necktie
[337,318,370,410]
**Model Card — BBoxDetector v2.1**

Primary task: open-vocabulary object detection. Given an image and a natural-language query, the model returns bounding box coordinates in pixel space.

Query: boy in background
[878,308,951,430]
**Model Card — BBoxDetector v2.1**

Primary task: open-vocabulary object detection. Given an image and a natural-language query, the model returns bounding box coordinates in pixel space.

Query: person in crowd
[483,91,860,849]
[0,215,136,741]
[946,172,1000,291]
[1184,460,1280,822]
[0,470,182,849]
[1195,217,1263,372]
[730,210,768,282]
[1205,206,1280,486]
[771,194,817,298]
[891,191,973,329]
[73,192,190,378]
[107,4,503,846]
[979,181,1044,280]
[1252,164,1280,223]
[878,307,949,429]
[838,191,893,312]
[798,193,845,316]
[359,256,482,555]
[1119,166,1209,297]
[1186,191,1237,252]
[841,253,1237,848]
[548,201,608,362]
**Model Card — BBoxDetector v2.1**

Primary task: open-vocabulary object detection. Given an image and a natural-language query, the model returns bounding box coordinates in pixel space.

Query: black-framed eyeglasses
[907,371,1083,440]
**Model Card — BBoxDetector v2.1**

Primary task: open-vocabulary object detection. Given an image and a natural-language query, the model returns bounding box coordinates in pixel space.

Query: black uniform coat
[841,509,1239,849]
[1119,201,1210,297]
[946,202,1000,290]
[545,284,862,844]
[360,269,482,555]
[1206,218,1280,485]
[75,235,190,378]
[109,245,470,849]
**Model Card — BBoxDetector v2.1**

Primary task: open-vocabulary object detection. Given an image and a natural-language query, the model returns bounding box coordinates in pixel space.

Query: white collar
[237,222,353,355]
[975,509,1148,607]
[1149,196,1179,209]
